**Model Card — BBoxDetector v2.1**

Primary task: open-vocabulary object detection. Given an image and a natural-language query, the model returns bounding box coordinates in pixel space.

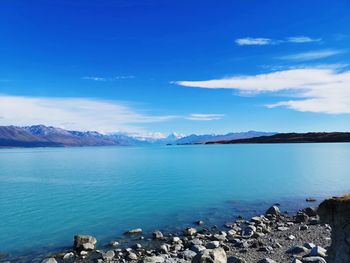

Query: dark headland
[205,132,350,145]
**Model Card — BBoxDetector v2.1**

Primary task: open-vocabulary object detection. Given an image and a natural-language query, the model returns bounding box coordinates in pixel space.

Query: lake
[0,143,349,257]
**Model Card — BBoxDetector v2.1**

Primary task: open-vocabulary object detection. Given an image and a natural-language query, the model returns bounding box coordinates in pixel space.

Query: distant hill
[175,131,276,145]
[0,125,118,147]
[206,132,350,144]
[0,125,186,148]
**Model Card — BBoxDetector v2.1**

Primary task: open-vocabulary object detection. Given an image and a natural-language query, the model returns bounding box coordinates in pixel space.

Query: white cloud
[82,76,107,81]
[286,36,321,43]
[235,36,321,46]
[0,95,177,133]
[176,67,350,114]
[235,38,272,46]
[82,75,135,81]
[186,113,224,121]
[279,49,343,61]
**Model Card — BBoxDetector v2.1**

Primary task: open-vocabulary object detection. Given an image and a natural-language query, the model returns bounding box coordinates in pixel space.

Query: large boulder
[192,247,227,263]
[73,235,97,251]
[318,195,350,263]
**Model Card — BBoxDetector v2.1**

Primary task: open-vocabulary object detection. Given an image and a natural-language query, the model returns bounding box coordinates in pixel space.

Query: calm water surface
[0,144,349,256]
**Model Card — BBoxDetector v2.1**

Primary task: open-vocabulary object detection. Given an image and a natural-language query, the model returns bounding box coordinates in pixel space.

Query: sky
[0,0,350,137]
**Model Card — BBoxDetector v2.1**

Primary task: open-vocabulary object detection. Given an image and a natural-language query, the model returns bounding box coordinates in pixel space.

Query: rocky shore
[24,198,340,263]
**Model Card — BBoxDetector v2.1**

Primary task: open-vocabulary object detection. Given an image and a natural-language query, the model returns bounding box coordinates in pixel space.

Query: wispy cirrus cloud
[0,95,176,133]
[175,66,350,114]
[235,36,321,46]
[186,113,224,121]
[82,75,135,81]
[278,49,344,61]
[235,38,272,46]
[287,36,321,43]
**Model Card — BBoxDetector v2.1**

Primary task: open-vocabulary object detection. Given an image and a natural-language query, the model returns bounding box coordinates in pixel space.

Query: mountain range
[0,125,275,148]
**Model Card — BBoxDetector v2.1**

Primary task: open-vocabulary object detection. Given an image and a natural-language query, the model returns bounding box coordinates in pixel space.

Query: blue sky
[1,0,350,136]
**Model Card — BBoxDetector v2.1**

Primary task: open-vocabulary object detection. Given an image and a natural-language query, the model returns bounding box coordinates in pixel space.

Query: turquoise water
[1,144,350,257]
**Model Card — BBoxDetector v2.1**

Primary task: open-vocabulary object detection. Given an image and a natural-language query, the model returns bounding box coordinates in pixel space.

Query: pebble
[277,226,289,231]
[287,235,296,240]
[257,258,277,263]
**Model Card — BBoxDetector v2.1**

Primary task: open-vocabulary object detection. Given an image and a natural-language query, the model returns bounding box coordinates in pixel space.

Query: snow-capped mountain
[174,131,277,144]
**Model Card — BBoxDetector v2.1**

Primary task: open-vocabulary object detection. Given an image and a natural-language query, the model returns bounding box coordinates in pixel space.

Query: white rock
[143,256,165,263]
[63,252,74,260]
[41,258,57,263]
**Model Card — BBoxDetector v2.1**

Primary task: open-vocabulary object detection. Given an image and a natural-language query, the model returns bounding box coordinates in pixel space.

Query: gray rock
[287,235,296,240]
[299,225,309,230]
[41,258,57,263]
[213,234,226,241]
[165,258,187,263]
[143,256,166,263]
[206,241,220,249]
[173,237,181,243]
[303,243,316,250]
[306,198,317,202]
[301,257,326,263]
[295,212,309,223]
[110,241,120,247]
[228,256,247,263]
[128,252,138,260]
[160,244,169,254]
[309,246,327,257]
[309,216,320,225]
[182,250,197,260]
[287,246,309,254]
[265,206,280,216]
[303,207,318,217]
[184,227,197,236]
[191,245,206,254]
[277,226,289,231]
[134,243,142,249]
[257,258,277,263]
[192,247,227,263]
[292,259,302,263]
[73,235,97,251]
[189,239,203,246]
[125,228,143,235]
[153,231,164,240]
[63,252,74,260]
[242,225,255,238]
[103,250,115,260]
